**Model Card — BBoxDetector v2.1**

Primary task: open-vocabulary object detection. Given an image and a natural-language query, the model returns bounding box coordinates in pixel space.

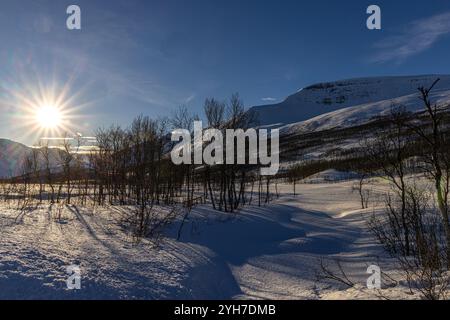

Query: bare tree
[39,140,55,203]
[406,78,450,267]
[363,106,413,255]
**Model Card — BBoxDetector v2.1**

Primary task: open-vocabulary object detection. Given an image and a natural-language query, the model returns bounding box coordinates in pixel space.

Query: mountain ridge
[249,74,450,127]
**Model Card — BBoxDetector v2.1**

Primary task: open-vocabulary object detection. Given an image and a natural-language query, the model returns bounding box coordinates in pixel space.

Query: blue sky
[1,0,450,144]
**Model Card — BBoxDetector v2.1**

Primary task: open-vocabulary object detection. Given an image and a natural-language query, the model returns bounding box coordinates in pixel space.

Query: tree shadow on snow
[174,203,358,266]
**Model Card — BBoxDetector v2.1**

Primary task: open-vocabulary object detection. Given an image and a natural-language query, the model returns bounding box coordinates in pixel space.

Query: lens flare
[0,66,91,145]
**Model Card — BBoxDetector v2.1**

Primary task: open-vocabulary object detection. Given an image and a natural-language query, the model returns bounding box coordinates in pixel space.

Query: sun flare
[3,69,90,143]
[35,104,63,129]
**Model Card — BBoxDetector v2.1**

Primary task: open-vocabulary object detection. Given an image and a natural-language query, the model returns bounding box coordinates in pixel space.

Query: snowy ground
[0,178,424,299]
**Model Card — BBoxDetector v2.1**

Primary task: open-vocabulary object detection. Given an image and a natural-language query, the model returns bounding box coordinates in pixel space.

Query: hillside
[249,75,450,128]
[280,87,450,135]
[0,139,60,178]
[0,139,32,178]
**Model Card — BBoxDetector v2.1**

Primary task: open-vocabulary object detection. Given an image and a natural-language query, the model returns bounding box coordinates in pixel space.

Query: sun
[35,104,63,129]
[2,68,91,143]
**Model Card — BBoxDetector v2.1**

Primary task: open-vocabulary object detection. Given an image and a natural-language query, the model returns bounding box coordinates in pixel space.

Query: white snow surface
[281,88,450,134]
[0,179,425,299]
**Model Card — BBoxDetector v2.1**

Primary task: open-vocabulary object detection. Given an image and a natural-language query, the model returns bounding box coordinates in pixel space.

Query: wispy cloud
[184,93,196,104]
[261,97,276,102]
[371,11,450,63]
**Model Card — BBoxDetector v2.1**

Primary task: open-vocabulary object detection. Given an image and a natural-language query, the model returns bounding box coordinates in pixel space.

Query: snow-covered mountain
[0,139,60,178]
[0,139,31,178]
[281,87,450,134]
[249,75,450,128]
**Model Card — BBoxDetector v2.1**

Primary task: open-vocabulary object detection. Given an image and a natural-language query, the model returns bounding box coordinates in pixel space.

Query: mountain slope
[0,139,61,178]
[0,139,31,178]
[281,87,450,134]
[249,75,450,127]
